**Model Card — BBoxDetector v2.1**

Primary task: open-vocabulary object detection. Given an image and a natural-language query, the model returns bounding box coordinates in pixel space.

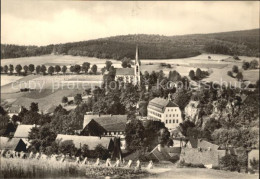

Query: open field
[1,54,259,113]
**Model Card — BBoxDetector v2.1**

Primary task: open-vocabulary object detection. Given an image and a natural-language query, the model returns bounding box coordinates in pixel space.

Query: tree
[232,65,239,73]
[125,119,145,151]
[227,71,233,77]
[48,66,54,75]
[122,60,128,68]
[138,101,148,116]
[242,61,250,70]
[41,65,47,75]
[195,68,202,79]
[74,94,82,105]
[94,144,110,159]
[0,66,3,73]
[82,62,90,74]
[23,65,29,75]
[70,66,75,73]
[91,64,97,74]
[3,65,8,74]
[30,102,39,112]
[220,154,239,171]
[189,70,195,80]
[249,59,259,69]
[36,65,41,74]
[62,96,68,104]
[236,72,243,81]
[9,64,14,75]
[55,65,61,74]
[74,65,81,74]
[62,65,67,75]
[105,61,112,71]
[15,64,22,75]
[58,140,78,156]
[158,128,172,147]
[28,64,35,74]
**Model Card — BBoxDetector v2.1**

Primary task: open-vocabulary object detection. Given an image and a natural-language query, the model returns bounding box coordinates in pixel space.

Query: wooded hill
[1,29,259,59]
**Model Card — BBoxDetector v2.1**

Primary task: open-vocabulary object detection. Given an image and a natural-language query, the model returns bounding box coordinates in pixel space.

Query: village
[0,46,259,178]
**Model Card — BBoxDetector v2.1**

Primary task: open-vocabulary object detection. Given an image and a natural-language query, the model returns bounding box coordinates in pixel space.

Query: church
[115,46,141,85]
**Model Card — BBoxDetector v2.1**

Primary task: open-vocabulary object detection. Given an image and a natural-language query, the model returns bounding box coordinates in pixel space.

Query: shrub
[227,71,233,77]
[220,154,240,171]
[232,65,239,73]
[249,158,259,171]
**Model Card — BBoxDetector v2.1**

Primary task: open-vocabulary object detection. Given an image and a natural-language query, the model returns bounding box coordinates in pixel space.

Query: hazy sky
[1,0,259,46]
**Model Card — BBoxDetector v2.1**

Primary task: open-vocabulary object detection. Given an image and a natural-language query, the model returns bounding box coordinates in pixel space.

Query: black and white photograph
[0,0,259,178]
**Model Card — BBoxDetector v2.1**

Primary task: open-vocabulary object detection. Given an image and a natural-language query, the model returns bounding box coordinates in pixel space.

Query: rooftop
[13,125,36,138]
[148,97,179,113]
[115,68,135,76]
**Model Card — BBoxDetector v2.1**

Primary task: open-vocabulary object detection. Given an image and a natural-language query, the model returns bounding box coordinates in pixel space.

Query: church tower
[134,46,141,85]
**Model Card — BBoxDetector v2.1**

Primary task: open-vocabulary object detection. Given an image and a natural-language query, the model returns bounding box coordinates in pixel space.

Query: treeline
[2,29,259,59]
[0,62,98,76]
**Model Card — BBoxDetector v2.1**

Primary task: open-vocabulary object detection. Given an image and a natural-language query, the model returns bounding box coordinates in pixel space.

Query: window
[171,109,173,111]
[168,109,169,112]
[177,120,178,123]
[173,114,175,117]
[166,120,168,123]
[169,120,171,123]
[166,114,168,117]
[177,114,178,117]
[173,120,175,123]
[169,114,171,117]
[175,109,176,111]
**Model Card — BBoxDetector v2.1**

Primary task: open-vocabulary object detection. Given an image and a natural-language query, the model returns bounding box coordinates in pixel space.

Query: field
[1,54,259,113]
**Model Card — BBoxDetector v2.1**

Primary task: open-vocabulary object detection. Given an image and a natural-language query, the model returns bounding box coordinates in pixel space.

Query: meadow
[0,158,149,178]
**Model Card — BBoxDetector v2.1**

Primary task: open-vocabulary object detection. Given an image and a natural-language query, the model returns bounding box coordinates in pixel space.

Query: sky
[1,0,259,46]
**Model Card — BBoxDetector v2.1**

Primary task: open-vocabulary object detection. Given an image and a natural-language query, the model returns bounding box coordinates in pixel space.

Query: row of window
[166,114,178,117]
[149,111,162,118]
[165,119,178,124]
[168,109,177,112]
[104,131,124,135]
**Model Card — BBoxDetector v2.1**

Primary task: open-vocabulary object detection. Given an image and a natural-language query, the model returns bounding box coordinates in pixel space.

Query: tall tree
[15,64,22,75]
[30,102,39,113]
[236,72,243,81]
[9,64,14,75]
[48,66,54,75]
[62,65,67,75]
[70,66,75,73]
[28,64,35,74]
[55,65,61,74]
[91,64,97,74]
[23,65,29,75]
[232,65,239,73]
[105,61,112,71]
[189,70,195,80]
[36,65,41,74]
[74,65,81,74]
[41,65,47,75]
[196,68,202,79]
[82,62,90,74]
[3,65,8,74]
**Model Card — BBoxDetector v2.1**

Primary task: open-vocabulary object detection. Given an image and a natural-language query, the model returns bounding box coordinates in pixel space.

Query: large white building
[147,97,182,130]
[115,46,141,85]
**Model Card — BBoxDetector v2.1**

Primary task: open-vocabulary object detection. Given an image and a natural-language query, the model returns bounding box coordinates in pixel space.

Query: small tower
[134,46,141,85]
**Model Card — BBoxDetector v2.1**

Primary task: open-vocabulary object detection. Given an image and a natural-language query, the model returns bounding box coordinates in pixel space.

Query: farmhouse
[148,144,182,162]
[147,97,182,130]
[13,124,36,139]
[115,46,141,85]
[7,105,21,117]
[0,137,28,152]
[81,114,127,137]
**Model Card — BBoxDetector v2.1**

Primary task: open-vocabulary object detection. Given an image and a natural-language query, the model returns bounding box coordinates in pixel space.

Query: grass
[0,158,149,178]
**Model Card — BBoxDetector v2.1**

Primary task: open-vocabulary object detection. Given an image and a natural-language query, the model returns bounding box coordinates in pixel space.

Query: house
[115,46,141,85]
[147,97,183,130]
[82,114,128,137]
[56,134,114,150]
[180,138,226,166]
[13,124,36,139]
[248,149,259,170]
[0,137,28,152]
[7,105,21,117]
[148,144,181,162]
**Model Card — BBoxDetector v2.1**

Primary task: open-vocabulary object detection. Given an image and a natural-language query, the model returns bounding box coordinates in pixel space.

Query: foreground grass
[0,158,149,178]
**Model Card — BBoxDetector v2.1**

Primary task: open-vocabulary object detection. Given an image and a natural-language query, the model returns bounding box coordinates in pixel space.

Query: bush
[220,154,240,171]
[227,71,233,77]
[232,65,239,73]
[249,158,259,171]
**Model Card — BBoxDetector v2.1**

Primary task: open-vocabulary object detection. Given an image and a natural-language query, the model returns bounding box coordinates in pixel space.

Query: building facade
[147,97,182,130]
[115,46,141,85]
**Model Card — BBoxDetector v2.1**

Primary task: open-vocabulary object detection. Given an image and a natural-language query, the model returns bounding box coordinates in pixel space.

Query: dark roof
[1,138,27,151]
[115,68,135,76]
[148,98,179,113]
[13,125,35,138]
[56,134,113,150]
[83,115,127,132]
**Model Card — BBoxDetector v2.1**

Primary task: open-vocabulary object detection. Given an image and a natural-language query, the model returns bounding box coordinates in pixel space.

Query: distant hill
[1,29,259,60]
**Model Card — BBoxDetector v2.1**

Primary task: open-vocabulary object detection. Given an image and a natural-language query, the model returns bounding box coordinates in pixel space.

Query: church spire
[135,45,141,66]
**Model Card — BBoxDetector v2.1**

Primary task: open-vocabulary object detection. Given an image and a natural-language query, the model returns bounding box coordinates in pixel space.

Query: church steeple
[134,45,141,85]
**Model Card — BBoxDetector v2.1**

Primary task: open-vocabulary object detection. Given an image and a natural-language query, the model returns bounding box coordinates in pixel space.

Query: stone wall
[180,148,226,166]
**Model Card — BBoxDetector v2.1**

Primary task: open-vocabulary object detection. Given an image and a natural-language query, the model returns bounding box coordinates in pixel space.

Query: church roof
[148,97,179,113]
[115,68,135,76]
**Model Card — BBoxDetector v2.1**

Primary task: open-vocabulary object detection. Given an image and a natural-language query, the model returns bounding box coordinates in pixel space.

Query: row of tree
[242,59,259,70]
[0,63,98,75]
[189,68,209,80]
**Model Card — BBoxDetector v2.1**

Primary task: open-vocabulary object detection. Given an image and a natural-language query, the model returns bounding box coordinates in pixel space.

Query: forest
[1,29,259,59]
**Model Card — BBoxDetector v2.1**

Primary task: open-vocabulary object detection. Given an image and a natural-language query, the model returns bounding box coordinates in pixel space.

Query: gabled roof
[149,145,172,161]
[13,125,35,138]
[83,115,127,132]
[115,68,135,76]
[0,137,27,151]
[56,134,113,150]
[148,98,179,113]
[0,137,10,150]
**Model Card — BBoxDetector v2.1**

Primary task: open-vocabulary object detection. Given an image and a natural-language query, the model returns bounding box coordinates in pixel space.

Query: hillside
[1,29,259,60]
